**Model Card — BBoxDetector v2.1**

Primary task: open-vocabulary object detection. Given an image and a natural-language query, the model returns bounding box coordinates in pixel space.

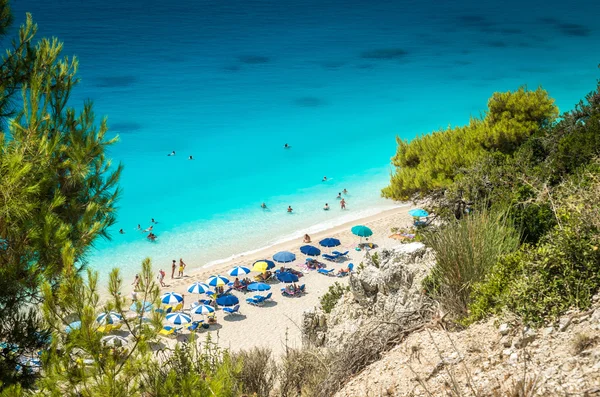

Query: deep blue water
[11,0,600,280]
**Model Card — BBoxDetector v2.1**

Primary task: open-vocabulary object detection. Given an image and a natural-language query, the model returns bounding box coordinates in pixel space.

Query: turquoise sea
[13,0,600,281]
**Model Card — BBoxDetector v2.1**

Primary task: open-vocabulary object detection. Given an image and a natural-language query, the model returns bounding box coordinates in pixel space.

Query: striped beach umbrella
[229,266,251,277]
[166,312,192,325]
[161,292,184,305]
[65,321,81,333]
[96,311,122,324]
[188,282,210,294]
[207,275,229,287]
[129,301,153,313]
[101,335,129,347]
[193,304,215,315]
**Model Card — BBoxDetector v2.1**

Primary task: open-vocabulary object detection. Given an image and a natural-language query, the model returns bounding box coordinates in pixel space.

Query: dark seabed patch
[557,23,591,37]
[454,60,473,66]
[320,60,346,70]
[457,14,489,28]
[294,97,325,108]
[238,55,271,64]
[499,28,523,35]
[223,65,241,72]
[538,17,560,25]
[109,122,143,133]
[95,75,138,88]
[356,63,375,69]
[360,48,408,60]
[486,41,507,48]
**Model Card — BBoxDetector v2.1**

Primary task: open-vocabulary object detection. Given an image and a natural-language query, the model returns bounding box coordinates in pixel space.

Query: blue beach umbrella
[351,225,373,238]
[300,245,321,256]
[188,282,210,294]
[277,272,299,283]
[229,266,251,277]
[216,294,239,307]
[207,275,229,287]
[253,259,275,270]
[273,251,296,263]
[247,282,271,292]
[408,208,429,218]
[166,312,192,325]
[193,304,215,315]
[96,311,122,324]
[130,301,153,313]
[65,321,81,333]
[160,292,184,305]
[319,238,341,248]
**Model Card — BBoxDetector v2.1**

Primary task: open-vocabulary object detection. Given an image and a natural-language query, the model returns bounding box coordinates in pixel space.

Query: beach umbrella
[253,260,275,272]
[319,238,341,248]
[129,301,153,313]
[96,311,122,324]
[205,290,216,296]
[273,251,296,263]
[408,208,429,218]
[188,282,210,294]
[65,321,81,333]
[160,292,184,305]
[277,272,299,283]
[351,225,373,237]
[300,245,321,256]
[229,266,251,277]
[101,335,129,347]
[166,312,192,325]
[193,304,215,315]
[207,275,229,287]
[247,282,271,292]
[216,294,239,307]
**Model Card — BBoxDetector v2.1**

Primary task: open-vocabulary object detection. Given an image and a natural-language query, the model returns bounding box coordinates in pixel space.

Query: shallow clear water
[13,0,600,281]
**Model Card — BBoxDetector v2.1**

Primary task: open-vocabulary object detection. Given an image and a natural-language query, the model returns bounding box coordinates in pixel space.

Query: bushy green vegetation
[410,74,600,326]
[320,282,350,313]
[382,87,557,200]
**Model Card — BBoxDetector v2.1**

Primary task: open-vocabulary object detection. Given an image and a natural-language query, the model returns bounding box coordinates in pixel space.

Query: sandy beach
[145,205,416,356]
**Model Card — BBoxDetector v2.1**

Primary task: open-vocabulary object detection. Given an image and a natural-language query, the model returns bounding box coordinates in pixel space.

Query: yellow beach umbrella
[252,261,270,272]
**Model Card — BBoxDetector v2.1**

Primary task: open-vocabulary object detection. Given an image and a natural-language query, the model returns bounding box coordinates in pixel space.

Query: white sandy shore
[149,205,417,356]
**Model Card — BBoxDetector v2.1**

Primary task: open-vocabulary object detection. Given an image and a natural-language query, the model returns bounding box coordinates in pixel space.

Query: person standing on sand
[340,198,346,210]
[158,269,166,287]
[171,260,176,279]
[132,274,140,291]
[178,258,187,278]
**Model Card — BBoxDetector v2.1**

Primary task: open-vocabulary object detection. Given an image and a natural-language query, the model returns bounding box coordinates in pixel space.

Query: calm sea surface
[12,0,600,281]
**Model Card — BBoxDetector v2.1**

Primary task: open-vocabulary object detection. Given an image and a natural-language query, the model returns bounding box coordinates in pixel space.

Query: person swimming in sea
[336,192,342,199]
[287,206,293,213]
[136,224,141,231]
[151,218,158,224]
[261,202,267,209]
[144,225,153,233]
[284,143,290,149]
[147,232,157,241]
[343,188,348,195]
[322,176,327,182]
[189,155,193,160]
[323,203,330,211]
[167,150,176,156]
[119,228,125,234]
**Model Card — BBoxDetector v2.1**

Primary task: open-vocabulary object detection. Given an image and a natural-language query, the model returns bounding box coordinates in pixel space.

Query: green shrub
[422,209,520,317]
[278,348,328,397]
[320,282,349,314]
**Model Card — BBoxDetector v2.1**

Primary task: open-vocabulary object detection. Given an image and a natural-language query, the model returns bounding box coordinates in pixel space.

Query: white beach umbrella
[165,312,192,325]
[101,335,129,347]
[193,304,215,315]
[160,292,184,305]
[187,282,210,294]
[96,311,122,324]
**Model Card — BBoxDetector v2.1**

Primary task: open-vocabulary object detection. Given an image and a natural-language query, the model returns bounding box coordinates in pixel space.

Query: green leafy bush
[320,282,349,314]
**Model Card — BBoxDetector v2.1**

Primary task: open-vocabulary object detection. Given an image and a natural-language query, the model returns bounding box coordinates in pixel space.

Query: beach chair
[159,326,181,337]
[281,288,295,297]
[348,263,354,273]
[246,297,261,306]
[155,306,173,315]
[299,284,306,294]
[322,253,340,262]
[263,292,273,301]
[333,250,349,258]
[110,322,123,331]
[317,268,335,276]
[97,324,113,333]
[187,320,203,332]
[223,304,241,315]
[220,287,233,296]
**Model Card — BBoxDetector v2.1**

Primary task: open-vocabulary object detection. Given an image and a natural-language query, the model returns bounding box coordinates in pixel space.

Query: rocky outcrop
[335,302,600,396]
[302,243,435,351]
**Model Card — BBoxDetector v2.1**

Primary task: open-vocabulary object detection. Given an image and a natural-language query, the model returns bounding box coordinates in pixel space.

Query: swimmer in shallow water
[322,176,327,182]
[261,202,267,209]
[343,188,348,194]
[336,192,342,199]
[284,143,290,149]
[189,155,193,160]
[119,228,125,234]
[167,150,176,156]
[323,203,330,211]
[287,206,293,213]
